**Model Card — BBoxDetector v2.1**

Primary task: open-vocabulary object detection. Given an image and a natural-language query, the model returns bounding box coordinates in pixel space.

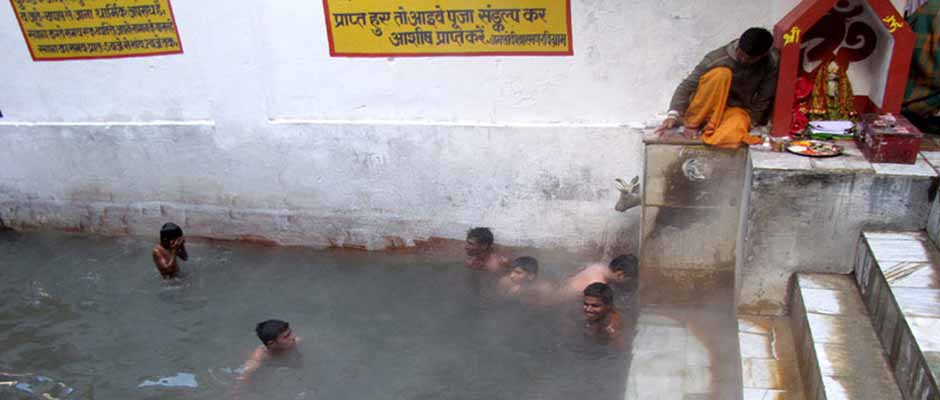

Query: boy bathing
[496,256,555,305]
[151,222,188,279]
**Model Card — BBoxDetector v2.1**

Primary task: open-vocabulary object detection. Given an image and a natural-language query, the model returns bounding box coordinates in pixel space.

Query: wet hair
[738,27,774,56]
[583,282,614,305]
[256,319,290,345]
[160,222,183,243]
[467,227,494,248]
[608,254,639,278]
[511,256,539,276]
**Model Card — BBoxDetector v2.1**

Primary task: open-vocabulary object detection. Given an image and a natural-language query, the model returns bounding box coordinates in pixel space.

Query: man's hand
[655,113,681,136]
[171,237,185,251]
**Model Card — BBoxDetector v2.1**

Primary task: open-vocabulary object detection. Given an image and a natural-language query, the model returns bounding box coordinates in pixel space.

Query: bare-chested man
[464,227,510,274]
[496,256,555,306]
[557,254,638,304]
[582,282,627,350]
[151,222,189,279]
[232,319,300,398]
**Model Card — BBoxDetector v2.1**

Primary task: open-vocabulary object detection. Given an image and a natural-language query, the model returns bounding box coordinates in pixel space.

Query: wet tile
[740,332,774,359]
[805,313,879,345]
[867,239,932,262]
[882,262,940,288]
[871,154,938,177]
[864,231,930,242]
[892,288,940,318]
[798,274,856,291]
[799,288,866,316]
[739,317,773,335]
[821,375,903,400]
[813,341,892,378]
[906,316,940,352]
[742,359,798,389]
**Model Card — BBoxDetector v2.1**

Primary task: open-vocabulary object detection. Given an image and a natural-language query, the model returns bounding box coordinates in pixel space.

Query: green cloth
[669,40,779,125]
[903,0,940,118]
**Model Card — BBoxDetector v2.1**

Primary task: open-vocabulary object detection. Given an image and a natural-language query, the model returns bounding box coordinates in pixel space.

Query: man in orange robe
[659,28,779,149]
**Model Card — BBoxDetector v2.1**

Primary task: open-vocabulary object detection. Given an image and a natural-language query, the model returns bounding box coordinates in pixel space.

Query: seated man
[557,254,638,306]
[582,283,627,349]
[151,222,189,279]
[659,27,778,149]
[232,319,300,397]
[464,227,510,274]
[496,256,555,305]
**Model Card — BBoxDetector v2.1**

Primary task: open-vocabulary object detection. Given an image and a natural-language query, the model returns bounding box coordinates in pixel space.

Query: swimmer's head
[583,282,613,321]
[608,254,638,284]
[159,222,184,247]
[509,256,539,284]
[256,319,296,350]
[465,227,494,256]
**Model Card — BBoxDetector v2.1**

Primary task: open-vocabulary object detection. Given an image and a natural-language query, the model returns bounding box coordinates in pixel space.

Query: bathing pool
[0,231,738,399]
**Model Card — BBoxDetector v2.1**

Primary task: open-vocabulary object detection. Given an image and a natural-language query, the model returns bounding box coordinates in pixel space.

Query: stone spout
[614,176,641,212]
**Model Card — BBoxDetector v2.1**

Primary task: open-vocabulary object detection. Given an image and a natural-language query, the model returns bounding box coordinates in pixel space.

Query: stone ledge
[856,232,940,399]
[790,273,903,400]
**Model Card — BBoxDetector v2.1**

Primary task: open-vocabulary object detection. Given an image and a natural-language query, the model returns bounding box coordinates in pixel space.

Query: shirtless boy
[497,256,555,305]
[232,319,299,397]
[151,222,188,279]
[464,227,510,274]
[558,254,638,302]
[582,283,626,349]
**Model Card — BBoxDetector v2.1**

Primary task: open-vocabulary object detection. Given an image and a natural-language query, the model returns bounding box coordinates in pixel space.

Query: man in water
[497,256,555,306]
[658,27,778,149]
[464,227,510,274]
[582,283,627,349]
[151,222,188,279]
[558,254,638,306]
[232,319,300,397]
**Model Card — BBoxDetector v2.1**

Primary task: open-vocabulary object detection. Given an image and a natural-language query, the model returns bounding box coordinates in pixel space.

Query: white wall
[0,0,903,253]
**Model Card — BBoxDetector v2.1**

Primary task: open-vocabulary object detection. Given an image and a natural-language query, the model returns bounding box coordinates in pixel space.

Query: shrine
[770,0,915,136]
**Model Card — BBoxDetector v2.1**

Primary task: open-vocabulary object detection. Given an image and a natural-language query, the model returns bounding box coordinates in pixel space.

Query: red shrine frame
[771,0,915,136]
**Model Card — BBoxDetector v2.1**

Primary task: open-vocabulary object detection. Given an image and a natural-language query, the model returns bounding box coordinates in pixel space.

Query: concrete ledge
[790,273,903,400]
[738,144,936,316]
[856,232,940,400]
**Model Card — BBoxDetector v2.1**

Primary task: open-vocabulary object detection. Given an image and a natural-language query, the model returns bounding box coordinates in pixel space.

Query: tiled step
[790,273,903,400]
[738,316,805,399]
[856,231,940,399]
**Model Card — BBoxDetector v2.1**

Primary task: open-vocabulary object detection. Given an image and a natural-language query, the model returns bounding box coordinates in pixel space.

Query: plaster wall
[0,0,904,253]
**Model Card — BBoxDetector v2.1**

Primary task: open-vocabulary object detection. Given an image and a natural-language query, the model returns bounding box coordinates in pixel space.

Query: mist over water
[0,231,634,400]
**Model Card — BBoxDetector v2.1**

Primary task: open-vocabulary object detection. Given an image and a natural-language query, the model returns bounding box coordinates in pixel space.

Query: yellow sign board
[10,0,183,61]
[323,0,572,56]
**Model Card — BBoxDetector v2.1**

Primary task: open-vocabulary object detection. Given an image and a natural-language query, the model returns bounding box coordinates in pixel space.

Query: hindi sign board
[10,0,183,61]
[322,0,573,57]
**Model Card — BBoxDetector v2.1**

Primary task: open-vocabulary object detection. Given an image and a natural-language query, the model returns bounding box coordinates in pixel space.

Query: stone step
[790,273,903,400]
[738,316,805,399]
[856,231,940,399]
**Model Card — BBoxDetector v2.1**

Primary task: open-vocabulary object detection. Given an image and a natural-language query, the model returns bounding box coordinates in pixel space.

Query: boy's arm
[231,347,266,398]
[151,247,178,276]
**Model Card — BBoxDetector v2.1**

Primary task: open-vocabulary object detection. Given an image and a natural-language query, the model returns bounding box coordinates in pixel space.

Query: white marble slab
[750,150,813,171]
[871,154,938,177]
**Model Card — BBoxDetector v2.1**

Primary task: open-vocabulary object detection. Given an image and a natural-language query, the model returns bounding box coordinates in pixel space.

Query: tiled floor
[624,305,738,400]
[737,316,805,400]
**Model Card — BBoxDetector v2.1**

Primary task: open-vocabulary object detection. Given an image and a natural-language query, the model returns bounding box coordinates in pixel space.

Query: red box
[857,114,923,164]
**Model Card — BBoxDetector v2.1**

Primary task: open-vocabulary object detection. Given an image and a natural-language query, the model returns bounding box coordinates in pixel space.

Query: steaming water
[0,231,737,400]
